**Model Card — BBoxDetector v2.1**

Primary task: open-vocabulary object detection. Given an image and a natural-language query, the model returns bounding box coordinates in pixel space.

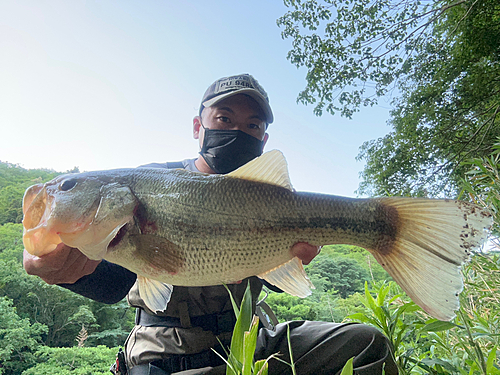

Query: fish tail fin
[372,198,492,321]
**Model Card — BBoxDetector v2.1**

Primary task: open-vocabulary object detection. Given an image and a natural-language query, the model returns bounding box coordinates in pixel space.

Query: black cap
[199,74,273,123]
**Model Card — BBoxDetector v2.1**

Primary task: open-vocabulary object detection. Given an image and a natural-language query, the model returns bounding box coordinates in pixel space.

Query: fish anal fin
[258,257,314,297]
[137,275,173,313]
[227,150,293,191]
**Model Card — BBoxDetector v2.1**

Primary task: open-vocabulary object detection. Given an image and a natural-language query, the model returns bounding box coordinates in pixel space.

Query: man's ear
[193,116,202,139]
[262,133,269,150]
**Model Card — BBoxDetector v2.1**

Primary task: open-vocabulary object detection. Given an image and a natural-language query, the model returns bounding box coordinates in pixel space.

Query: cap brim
[202,89,274,124]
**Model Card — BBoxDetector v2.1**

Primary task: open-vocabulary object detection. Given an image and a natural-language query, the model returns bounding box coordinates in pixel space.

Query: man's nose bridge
[233,122,247,132]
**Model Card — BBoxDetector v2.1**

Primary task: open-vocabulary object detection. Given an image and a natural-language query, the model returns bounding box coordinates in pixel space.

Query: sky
[0,1,393,197]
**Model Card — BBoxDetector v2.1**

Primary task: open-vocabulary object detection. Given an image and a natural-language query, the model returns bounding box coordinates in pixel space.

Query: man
[24,74,398,375]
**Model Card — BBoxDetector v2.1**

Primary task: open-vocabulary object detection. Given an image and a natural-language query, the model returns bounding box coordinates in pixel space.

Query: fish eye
[60,179,77,191]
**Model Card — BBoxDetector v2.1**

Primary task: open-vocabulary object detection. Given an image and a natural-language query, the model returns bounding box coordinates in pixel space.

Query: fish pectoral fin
[137,275,173,313]
[227,150,293,191]
[258,257,314,297]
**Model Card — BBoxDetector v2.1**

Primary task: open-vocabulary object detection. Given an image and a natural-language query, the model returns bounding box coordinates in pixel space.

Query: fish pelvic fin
[258,257,314,297]
[373,197,492,321]
[137,275,173,313]
[227,150,293,191]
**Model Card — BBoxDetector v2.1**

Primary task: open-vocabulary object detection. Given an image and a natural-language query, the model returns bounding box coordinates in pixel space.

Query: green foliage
[0,161,62,225]
[340,358,354,375]
[0,251,92,347]
[0,223,133,349]
[0,223,24,262]
[265,245,390,323]
[307,255,369,298]
[264,292,318,322]
[278,0,436,118]
[21,345,118,375]
[0,297,46,375]
[356,0,500,197]
[347,282,431,373]
[461,138,500,236]
[346,253,500,374]
[223,282,270,375]
[278,1,500,197]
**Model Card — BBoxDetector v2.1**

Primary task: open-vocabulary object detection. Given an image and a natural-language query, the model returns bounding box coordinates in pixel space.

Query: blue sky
[0,1,393,197]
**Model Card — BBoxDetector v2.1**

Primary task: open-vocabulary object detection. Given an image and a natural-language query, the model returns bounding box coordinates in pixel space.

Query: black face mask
[199,125,264,174]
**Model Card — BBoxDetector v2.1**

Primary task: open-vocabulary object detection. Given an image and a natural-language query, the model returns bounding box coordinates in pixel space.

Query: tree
[320,245,390,282]
[0,224,133,349]
[264,245,387,323]
[278,0,500,197]
[0,161,66,225]
[264,292,318,322]
[21,346,117,375]
[306,254,370,298]
[0,223,24,262]
[0,297,46,375]
[461,138,500,235]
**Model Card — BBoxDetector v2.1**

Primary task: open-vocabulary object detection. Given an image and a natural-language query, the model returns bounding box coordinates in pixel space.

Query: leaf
[227,281,253,375]
[420,357,460,372]
[242,316,260,375]
[420,320,457,333]
[224,284,240,318]
[364,282,378,311]
[339,357,354,375]
[486,346,500,375]
[254,359,268,375]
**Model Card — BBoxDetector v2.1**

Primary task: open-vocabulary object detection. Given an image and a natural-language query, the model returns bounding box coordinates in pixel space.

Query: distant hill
[0,161,72,225]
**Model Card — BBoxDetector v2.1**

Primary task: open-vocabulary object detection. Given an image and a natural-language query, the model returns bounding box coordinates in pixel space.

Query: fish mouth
[23,184,63,256]
[22,182,95,257]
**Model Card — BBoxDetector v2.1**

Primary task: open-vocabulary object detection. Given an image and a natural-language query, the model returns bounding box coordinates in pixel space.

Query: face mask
[199,124,264,174]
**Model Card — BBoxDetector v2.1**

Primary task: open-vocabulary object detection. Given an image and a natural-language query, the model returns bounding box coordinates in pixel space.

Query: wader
[117,278,397,375]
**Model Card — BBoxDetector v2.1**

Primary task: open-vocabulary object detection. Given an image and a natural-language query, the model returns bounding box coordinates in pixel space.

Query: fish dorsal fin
[258,257,314,297]
[137,275,173,313]
[227,150,293,191]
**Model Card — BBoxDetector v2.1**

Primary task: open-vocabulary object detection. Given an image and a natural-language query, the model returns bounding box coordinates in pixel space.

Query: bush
[22,346,118,375]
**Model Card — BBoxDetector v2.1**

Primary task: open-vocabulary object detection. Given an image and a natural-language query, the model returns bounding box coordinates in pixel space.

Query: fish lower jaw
[23,227,62,257]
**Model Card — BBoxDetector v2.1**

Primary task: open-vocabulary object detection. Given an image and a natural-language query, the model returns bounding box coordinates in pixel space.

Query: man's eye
[248,124,260,129]
[217,116,230,123]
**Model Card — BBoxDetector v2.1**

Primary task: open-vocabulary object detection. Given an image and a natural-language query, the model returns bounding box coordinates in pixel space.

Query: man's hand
[23,243,101,285]
[291,242,321,265]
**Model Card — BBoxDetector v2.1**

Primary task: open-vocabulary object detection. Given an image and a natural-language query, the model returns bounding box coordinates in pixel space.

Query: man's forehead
[204,94,266,120]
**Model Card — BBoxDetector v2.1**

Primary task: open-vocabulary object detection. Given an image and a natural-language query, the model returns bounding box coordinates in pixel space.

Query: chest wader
[113,278,278,375]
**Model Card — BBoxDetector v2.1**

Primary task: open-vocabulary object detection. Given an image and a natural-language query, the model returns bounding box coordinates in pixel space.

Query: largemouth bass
[22,150,492,321]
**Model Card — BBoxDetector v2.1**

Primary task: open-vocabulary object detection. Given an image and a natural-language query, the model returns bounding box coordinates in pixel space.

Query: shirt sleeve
[59,260,137,304]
